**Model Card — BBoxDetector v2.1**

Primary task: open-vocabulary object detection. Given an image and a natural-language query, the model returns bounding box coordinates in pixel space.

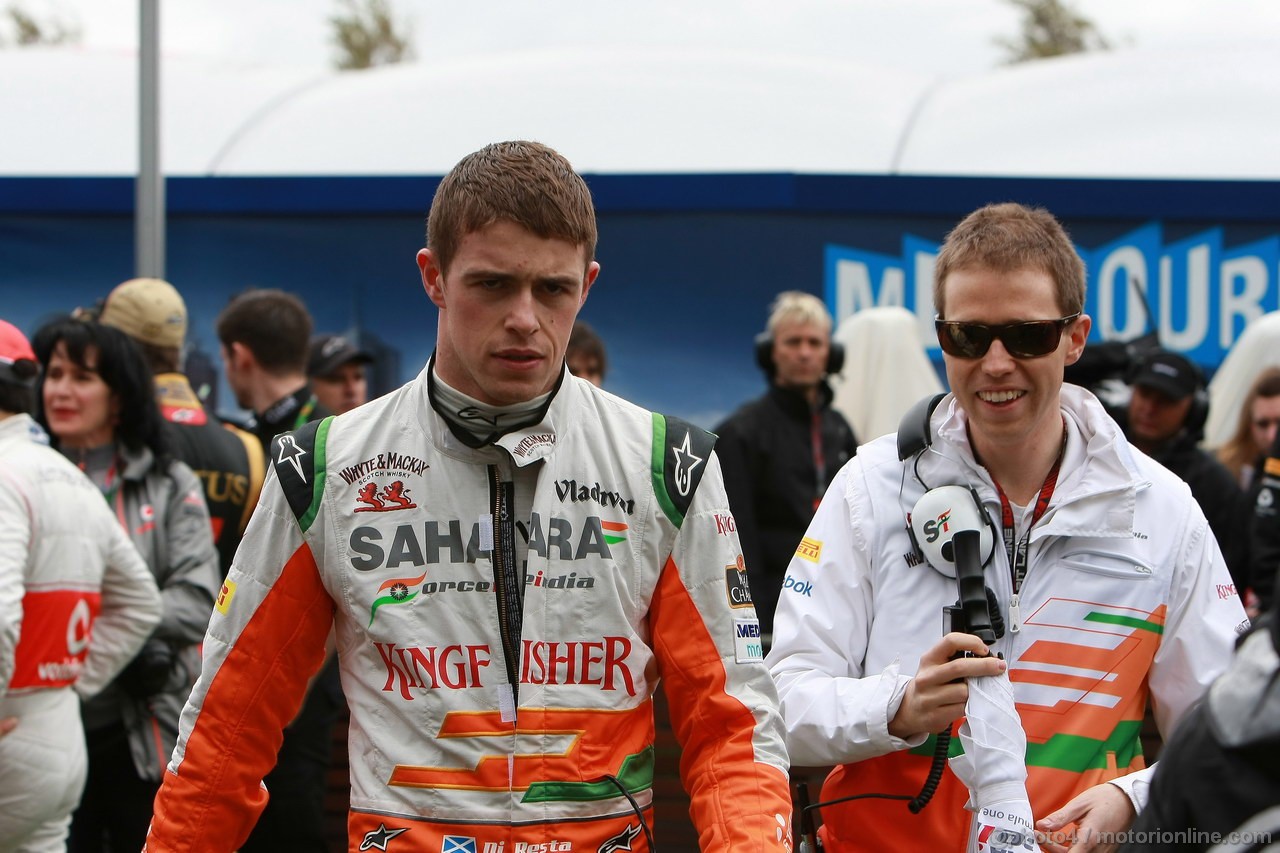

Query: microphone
[909,485,995,578]
[951,529,995,646]
[907,486,1000,815]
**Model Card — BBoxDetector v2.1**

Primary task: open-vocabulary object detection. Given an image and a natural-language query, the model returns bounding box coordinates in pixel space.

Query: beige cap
[100,278,187,348]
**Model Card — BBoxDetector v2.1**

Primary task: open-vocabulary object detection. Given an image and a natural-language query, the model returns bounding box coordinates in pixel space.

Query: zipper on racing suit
[488,464,523,708]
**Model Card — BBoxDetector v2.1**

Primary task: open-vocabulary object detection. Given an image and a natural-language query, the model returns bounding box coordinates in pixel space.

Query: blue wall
[3,174,1279,428]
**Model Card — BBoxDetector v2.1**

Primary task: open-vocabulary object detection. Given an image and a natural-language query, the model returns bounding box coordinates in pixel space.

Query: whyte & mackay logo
[355,480,417,513]
[338,452,429,486]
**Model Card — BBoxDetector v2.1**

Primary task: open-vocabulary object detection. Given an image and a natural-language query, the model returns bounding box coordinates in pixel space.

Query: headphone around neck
[754,331,845,378]
[897,393,998,574]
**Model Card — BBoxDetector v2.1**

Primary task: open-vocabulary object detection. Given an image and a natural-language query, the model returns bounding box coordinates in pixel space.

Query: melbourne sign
[825,223,1280,367]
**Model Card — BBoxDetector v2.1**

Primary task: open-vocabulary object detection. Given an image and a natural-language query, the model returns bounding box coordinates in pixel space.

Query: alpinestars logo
[355,480,417,513]
[276,435,308,480]
[458,406,499,427]
[358,823,408,851]
[598,824,643,853]
[671,431,703,497]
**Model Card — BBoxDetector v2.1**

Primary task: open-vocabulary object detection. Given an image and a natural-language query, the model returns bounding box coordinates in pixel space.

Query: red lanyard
[993,424,1066,595]
[810,408,825,511]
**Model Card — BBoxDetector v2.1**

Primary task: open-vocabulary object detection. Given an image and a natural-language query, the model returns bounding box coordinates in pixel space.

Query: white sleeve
[1110,495,1245,812]
[1108,764,1155,813]
[1148,499,1246,731]
[0,472,32,699]
[766,463,927,767]
[75,510,164,698]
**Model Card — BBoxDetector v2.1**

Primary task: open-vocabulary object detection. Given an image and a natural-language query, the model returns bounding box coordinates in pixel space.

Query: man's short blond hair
[766,291,832,337]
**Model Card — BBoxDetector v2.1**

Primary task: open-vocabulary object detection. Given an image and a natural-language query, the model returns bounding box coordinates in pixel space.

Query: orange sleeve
[145,538,334,852]
[650,553,793,852]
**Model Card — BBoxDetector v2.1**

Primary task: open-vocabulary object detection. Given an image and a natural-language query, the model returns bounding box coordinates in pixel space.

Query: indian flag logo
[368,571,428,626]
[602,520,628,545]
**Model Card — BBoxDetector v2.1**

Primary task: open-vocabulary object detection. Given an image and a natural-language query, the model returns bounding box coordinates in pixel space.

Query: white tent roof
[0,48,324,175]
[896,44,1280,179]
[3,43,1278,178]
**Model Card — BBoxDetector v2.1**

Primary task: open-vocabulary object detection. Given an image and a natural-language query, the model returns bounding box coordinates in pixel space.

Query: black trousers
[68,722,159,853]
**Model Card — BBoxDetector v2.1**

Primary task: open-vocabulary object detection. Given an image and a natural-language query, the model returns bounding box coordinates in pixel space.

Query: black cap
[1131,350,1202,400]
[308,334,372,378]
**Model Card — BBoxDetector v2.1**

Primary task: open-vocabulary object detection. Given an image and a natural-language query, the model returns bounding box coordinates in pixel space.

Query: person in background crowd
[1213,367,1280,617]
[1204,311,1280,451]
[714,291,856,643]
[1122,349,1251,591]
[768,203,1246,852]
[31,318,219,853]
[216,288,332,448]
[100,277,265,578]
[145,139,792,853]
[830,305,943,442]
[565,319,607,386]
[0,319,162,852]
[215,290,341,853]
[1250,429,1280,615]
[308,334,373,415]
[1217,366,1280,491]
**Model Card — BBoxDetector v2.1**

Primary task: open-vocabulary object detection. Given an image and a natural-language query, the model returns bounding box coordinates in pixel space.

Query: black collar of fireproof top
[425,352,562,449]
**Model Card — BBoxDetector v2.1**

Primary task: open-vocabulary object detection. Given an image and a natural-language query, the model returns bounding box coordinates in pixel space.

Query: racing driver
[144,140,793,853]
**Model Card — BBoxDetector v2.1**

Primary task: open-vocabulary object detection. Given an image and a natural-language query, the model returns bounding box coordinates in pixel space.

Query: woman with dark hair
[1217,366,1280,491]
[32,317,220,853]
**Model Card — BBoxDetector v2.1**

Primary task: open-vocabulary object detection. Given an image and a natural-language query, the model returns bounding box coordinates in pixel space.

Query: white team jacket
[767,385,1247,850]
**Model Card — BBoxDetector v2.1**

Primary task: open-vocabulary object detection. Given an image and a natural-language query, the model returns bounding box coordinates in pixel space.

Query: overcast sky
[17,0,1280,77]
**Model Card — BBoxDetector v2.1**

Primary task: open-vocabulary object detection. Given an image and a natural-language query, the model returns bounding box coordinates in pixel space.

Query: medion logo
[555,479,635,515]
[338,452,430,485]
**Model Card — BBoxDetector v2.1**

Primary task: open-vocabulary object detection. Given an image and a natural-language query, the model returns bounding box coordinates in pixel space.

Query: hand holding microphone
[907,486,1035,851]
[892,486,1005,740]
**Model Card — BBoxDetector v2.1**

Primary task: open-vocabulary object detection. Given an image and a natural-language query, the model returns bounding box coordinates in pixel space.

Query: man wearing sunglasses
[768,203,1246,852]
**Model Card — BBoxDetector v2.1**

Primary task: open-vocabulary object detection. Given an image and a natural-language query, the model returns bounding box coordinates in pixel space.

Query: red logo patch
[355,480,418,513]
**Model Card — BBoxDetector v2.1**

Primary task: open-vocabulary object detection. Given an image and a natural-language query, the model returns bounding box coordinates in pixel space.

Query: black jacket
[251,385,331,449]
[155,373,264,578]
[714,382,856,638]
[1122,615,1280,852]
[1250,431,1280,612]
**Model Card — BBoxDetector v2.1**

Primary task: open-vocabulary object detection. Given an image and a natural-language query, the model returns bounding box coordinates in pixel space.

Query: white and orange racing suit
[767,385,1248,852]
[146,366,792,853]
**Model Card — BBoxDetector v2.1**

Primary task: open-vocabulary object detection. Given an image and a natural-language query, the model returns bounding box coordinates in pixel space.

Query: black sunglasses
[935,314,1080,359]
